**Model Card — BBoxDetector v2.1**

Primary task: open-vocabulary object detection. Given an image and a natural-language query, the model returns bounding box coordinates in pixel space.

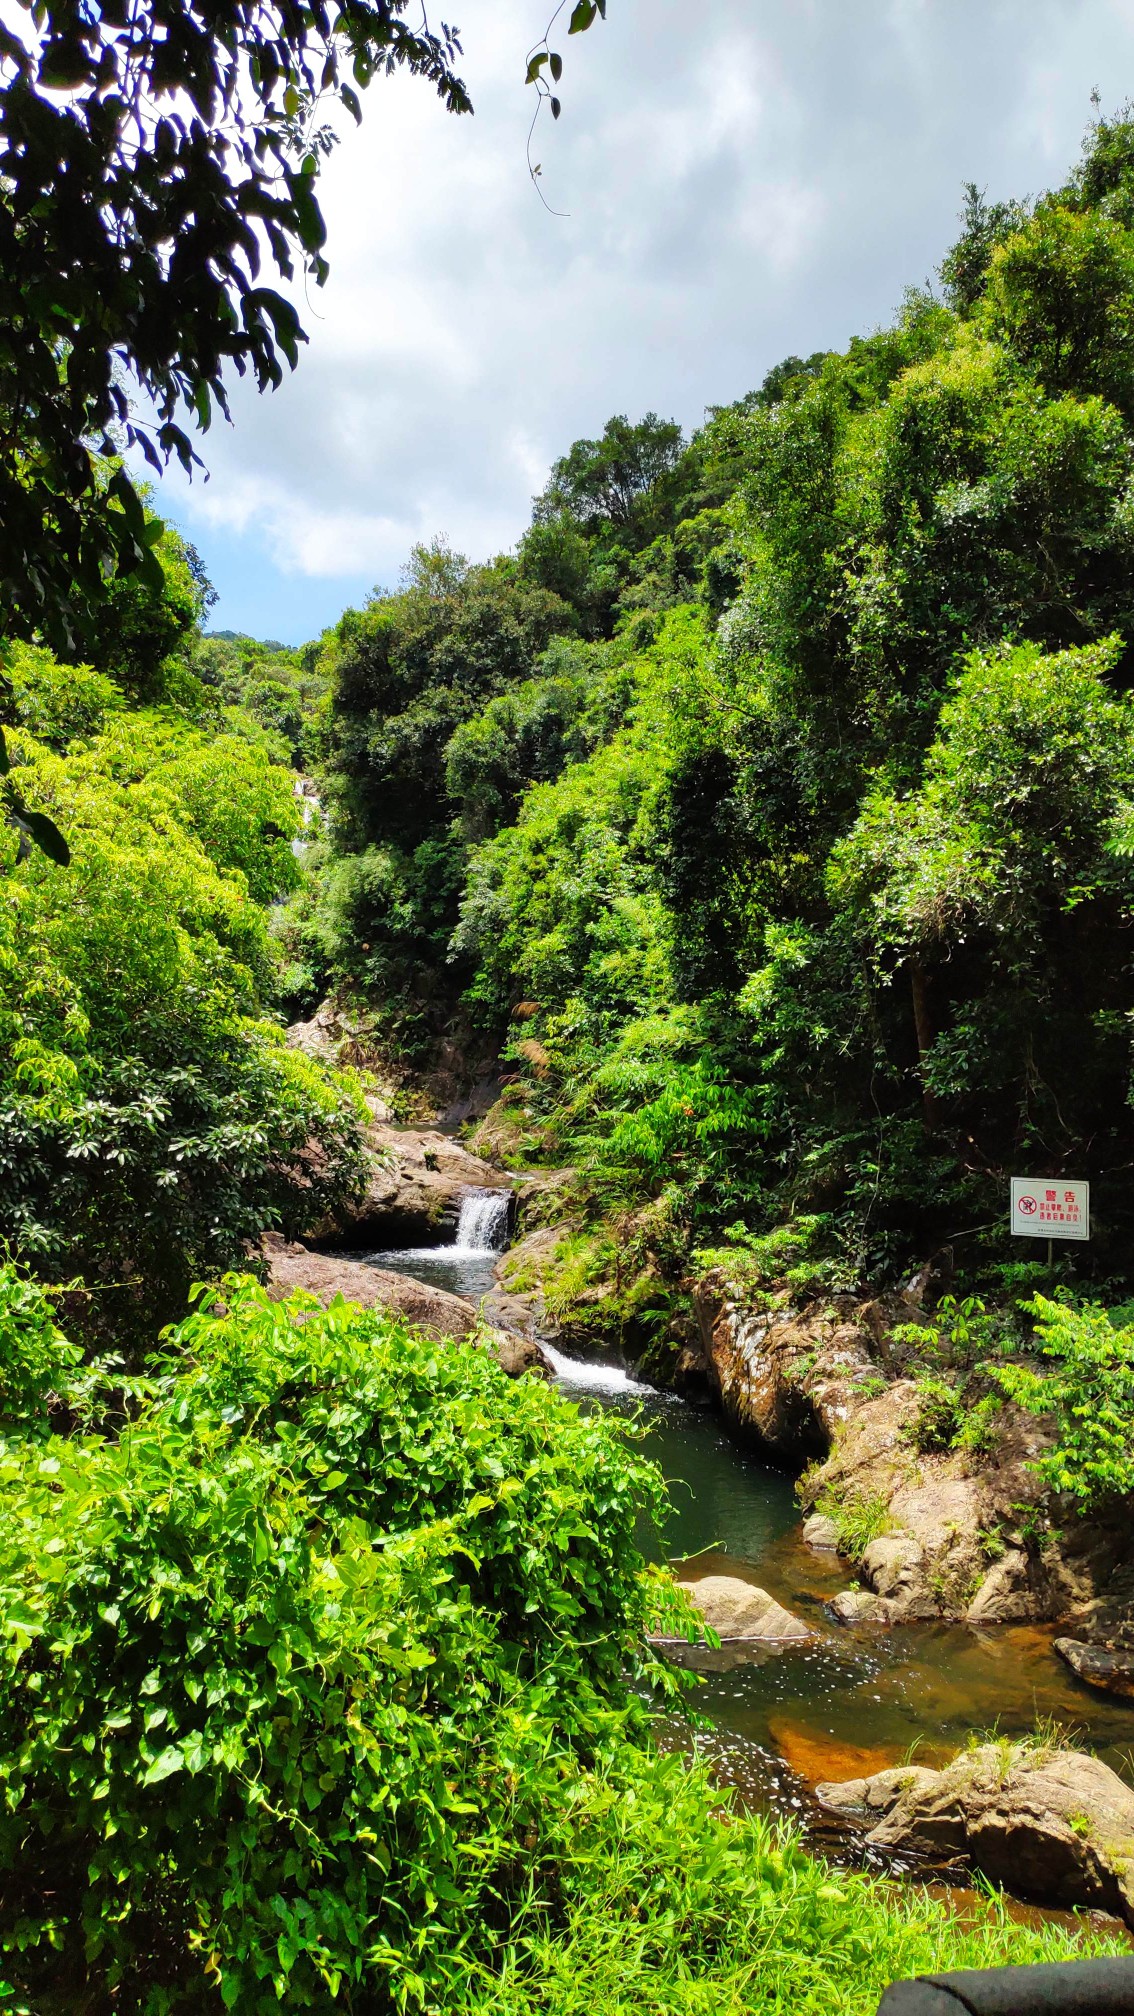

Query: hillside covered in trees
[8,92,1134,2016]
[276,108,1134,1366]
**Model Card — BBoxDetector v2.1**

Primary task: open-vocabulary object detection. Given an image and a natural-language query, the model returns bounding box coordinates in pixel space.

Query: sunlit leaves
[0,0,471,654]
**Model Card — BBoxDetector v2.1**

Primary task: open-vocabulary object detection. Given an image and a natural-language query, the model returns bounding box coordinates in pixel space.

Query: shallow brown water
[548,1347,1134,1897]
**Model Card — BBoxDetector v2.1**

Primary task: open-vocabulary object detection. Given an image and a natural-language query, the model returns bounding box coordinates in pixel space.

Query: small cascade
[364,1186,511,1297]
[541,1343,654,1396]
[452,1189,511,1255]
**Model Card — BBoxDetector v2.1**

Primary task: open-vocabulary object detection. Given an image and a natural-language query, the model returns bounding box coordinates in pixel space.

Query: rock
[861,1532,921,1593]
[966,1549,1036,1625]
[262,1236,549,1379]
[818,1765,939,1820]
[286,997,393,1079]
[766,1720,903,1788]
[691,1277,879,1463]
[674,1574,812,1642]
[817,1743,1134,1926]
[315,1121,512,1249]
[830,1590,894,1626]
[802,1513,841,1550]
[689,1274,1088,1625]
[1055,1638,1134,1699]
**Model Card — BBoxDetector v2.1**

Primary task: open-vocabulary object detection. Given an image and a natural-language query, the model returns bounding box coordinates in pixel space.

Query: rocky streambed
[269,1085,1134,1926]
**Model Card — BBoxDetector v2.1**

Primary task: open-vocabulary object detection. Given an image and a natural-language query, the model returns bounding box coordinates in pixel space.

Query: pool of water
[544,1347,1134,1857]
[360,1187,511,1303]
[361,1245,501,1301]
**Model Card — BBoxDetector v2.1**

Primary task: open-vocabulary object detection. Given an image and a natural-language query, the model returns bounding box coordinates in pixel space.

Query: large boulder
[315,1122,512,1250]
[691,1277,881,1463]
[263,1237,548,1379]
[817,1743,1134,1926]
[673,1574,812,1643]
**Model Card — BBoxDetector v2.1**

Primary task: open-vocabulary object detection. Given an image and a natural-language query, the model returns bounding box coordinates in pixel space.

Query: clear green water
[545,1349,1134,1868]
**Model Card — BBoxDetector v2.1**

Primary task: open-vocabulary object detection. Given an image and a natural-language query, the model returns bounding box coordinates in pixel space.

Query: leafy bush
[0,722,363,1350]
[999,1293,1134,1509]
[0,1266,82,1442]
[0,1279,692,2012]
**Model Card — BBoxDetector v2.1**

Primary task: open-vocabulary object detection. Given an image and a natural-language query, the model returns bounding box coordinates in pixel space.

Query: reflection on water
[546,1346,1134,1858]
[364,1246,501,1301]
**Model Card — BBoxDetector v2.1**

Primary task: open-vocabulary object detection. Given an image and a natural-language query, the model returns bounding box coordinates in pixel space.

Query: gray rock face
[829,1589,894,1626]
[966,1548,1036,1624]
[817,1743,1134,1926]
[802,1513,841,1550]
[263,1236,549,1379]
[1055,1638,1134,1699]
[315,1122,511,1249]
[673,1574,812,1642]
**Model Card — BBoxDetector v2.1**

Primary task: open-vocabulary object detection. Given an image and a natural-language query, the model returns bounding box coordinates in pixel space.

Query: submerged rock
[1055,1638,1134,1699]
[674,1574,812,1642]
[262,1236,548,1378]
[766,1719,900,1788]
[817,1742,1134,1926]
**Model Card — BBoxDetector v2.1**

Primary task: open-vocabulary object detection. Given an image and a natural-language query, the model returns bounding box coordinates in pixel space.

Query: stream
[363,1191,1134,1871]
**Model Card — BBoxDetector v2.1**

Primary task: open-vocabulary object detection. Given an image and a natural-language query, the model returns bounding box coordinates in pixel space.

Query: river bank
[272,1097,1134,1926]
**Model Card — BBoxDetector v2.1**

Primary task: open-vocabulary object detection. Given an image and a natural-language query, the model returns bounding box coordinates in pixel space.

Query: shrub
[0,1265,82,1442]
[0,1280,692,2012]
[998,1293,1134,1509]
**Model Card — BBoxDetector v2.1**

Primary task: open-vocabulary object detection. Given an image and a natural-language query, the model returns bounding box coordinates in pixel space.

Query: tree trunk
[910,961,939,1131]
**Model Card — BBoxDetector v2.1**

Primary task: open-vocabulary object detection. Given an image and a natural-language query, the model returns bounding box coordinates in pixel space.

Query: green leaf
[143,1745,185,1785]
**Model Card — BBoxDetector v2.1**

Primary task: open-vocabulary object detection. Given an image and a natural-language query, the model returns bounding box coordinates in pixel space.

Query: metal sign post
[1009,1178,1090,1271]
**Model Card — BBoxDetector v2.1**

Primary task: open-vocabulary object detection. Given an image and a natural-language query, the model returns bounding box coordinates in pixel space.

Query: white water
[541,1343,655,1396]
[364,1188,511,1298]
[453,1189,511,1255]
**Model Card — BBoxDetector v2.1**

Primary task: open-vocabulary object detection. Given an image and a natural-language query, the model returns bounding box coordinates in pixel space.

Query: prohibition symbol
[1018,1194,1038,1217]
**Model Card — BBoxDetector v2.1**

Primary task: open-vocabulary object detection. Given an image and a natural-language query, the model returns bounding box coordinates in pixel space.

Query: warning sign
[1010,1177,1090,1242]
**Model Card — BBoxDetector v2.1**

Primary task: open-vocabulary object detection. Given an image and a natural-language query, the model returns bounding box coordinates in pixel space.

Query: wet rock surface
[830,1589,894,1626]
[262,1235,548,1378]
[1055,1639,1134,1699]
[314,1121,512,1250]
[802,1513,840,1551]
[817,1743,1134,1926]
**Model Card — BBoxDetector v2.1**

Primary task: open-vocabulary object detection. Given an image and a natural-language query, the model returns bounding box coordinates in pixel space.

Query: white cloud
[150,0,1134,628]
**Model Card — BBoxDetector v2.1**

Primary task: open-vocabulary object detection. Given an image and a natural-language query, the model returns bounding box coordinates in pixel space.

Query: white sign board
[1010,1177,1090,1242]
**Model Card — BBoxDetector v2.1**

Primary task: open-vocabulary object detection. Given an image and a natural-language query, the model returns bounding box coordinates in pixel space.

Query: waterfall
[541,1343,655,1396]
[452,1189,511,1255]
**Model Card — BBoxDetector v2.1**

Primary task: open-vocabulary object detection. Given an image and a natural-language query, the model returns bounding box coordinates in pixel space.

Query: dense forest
[271,108,1134,1368]
[6,84,1134,2016]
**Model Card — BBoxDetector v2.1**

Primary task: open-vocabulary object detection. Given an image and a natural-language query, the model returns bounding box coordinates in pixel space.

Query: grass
[815,1490,894,1562]
[457,1750,1121,2016]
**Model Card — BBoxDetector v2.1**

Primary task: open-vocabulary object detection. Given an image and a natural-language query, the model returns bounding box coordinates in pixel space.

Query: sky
[145,0,1134,645]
